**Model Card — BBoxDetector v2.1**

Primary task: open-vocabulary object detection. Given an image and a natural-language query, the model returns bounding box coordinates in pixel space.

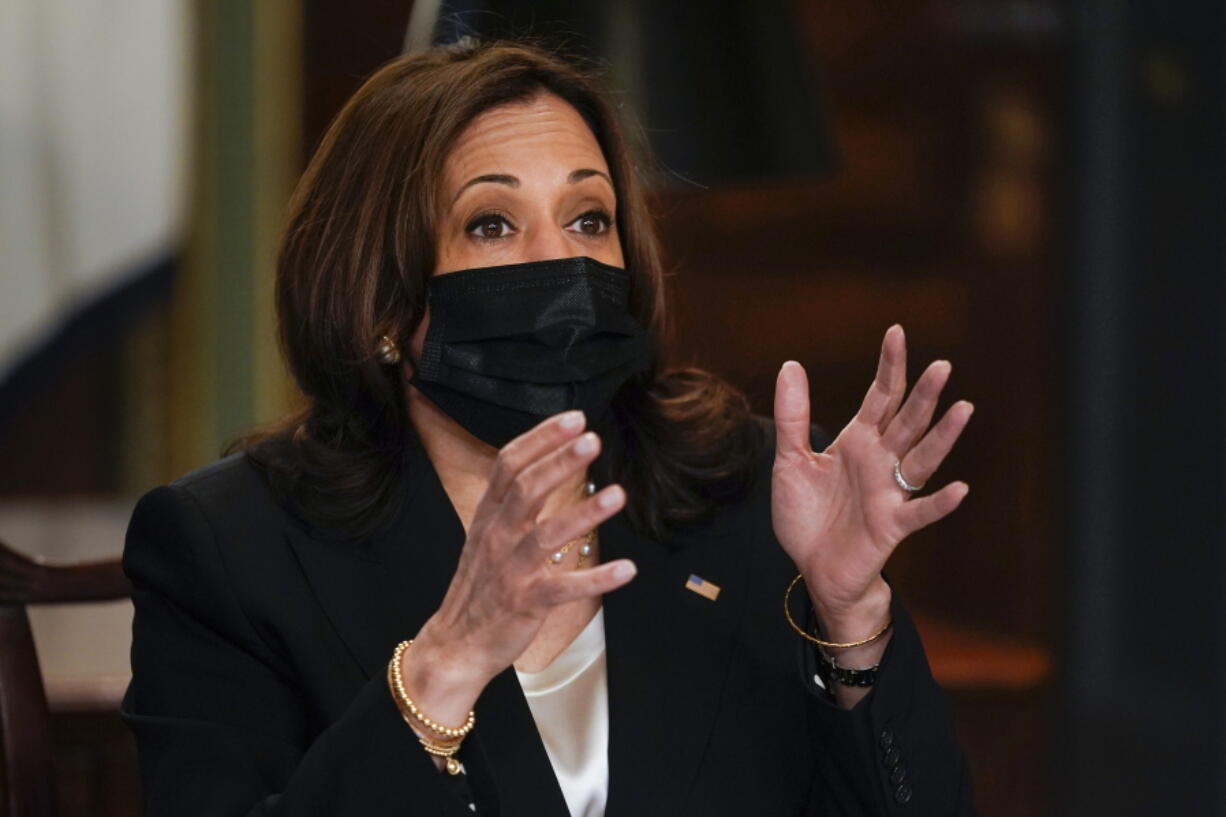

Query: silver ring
[893,459,924,493]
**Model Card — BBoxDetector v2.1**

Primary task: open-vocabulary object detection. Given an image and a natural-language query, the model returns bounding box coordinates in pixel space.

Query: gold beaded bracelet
[387,639,475,774]
[388,640,476,738]
[783,574,893,649]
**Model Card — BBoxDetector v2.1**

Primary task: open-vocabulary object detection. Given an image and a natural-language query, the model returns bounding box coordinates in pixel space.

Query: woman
[122,39,976,816]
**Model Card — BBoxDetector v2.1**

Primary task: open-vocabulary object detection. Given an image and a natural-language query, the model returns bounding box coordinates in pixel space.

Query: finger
[497,431,603,529]
[882,360,952,453]
[899,401,974,487]
[516,484,626,564]
[894,481,969,536]
[855,325,907,432]
[774,361,813,457]
[486,410,587,503]
[532,559,638,607]
[879,325,908,432]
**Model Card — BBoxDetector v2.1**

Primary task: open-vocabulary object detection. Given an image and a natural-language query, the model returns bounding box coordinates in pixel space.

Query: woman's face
[434,91,624,274]
[408,91,623,364]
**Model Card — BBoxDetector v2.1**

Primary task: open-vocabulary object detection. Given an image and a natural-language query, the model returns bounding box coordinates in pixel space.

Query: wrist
[808,576,892,646]
[402,619,490,713]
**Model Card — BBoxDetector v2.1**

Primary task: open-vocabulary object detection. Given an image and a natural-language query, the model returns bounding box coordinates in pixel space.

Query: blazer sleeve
[786,421,976,816]
[799,596,977,816]
[121,484,478,817]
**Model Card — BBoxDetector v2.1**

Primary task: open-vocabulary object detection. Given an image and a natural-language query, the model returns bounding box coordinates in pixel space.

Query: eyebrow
[567,168,613,187]
[451,168,614,206]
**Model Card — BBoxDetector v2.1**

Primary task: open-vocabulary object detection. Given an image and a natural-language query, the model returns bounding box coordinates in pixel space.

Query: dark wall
[1062,1,1226,813]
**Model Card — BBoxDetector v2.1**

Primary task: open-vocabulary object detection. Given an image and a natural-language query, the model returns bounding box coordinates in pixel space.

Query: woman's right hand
[399,409,636,726]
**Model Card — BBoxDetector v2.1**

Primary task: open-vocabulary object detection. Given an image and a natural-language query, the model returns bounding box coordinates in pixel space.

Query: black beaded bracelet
[814,646,880,688]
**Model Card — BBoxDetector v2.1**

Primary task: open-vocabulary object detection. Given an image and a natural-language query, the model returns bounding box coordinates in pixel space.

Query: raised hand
[771,325,973,640]
[403,410,635,725]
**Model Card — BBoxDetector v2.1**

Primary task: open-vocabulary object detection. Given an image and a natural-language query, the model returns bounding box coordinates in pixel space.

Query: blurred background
[1,1,1222,815]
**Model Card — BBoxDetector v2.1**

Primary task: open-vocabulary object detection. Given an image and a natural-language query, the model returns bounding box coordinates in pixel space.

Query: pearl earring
[376,335,401,366]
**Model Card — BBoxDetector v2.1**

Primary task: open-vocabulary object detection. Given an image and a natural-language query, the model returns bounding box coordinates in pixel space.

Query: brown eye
[568,210,612,236]
[466,213,513,240]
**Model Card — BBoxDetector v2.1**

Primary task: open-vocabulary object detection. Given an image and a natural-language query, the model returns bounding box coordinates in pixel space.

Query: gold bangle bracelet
[783,574,892,649]
[419,737,462,754]
[396,711,462,749]
[418,737,464,776]
[387,640,476,739]
[391,704,465,773]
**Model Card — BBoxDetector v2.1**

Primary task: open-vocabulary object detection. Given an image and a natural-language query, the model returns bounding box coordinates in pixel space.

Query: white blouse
[514,607,609,817]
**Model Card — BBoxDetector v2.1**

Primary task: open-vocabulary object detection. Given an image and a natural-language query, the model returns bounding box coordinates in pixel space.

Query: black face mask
[409,256,653,448]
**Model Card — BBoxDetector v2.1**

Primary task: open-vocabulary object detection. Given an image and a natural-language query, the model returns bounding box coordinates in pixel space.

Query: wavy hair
[234,39,764,542]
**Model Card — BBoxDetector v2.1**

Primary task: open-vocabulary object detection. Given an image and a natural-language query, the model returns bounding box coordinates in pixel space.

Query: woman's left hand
[771,325,974,641]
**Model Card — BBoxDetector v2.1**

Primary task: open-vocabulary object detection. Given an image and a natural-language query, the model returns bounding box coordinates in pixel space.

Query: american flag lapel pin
[685,574,721,601]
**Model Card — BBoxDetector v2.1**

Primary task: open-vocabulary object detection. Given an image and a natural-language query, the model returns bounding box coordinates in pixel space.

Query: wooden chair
[0,539,129,817]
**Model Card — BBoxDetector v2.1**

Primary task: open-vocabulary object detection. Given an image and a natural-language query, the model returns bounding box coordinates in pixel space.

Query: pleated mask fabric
[409,256,652,447]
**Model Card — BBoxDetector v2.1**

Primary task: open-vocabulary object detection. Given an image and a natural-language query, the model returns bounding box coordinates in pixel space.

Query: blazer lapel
[283,444,569,817]
[283,524,400,689]
[601,506,751,817]
[282,447,459,684]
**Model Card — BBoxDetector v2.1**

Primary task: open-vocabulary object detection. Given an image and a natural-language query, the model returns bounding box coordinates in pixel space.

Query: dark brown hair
[235,38,763,541]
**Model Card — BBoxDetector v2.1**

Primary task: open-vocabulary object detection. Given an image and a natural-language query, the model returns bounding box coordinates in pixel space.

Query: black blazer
[121,421,975,816]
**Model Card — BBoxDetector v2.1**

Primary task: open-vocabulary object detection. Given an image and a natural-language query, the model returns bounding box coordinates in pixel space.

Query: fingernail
[597,485,623,509]
[613,560,636,580]
[574,433,598,455]
[559,410,585,431]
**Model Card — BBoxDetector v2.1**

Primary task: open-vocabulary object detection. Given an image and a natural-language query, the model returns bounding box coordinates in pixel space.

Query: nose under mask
[408,255,653,448]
